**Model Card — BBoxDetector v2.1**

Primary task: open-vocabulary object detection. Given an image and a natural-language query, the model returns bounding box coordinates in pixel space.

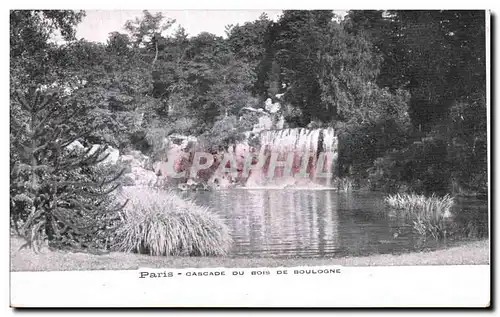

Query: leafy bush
[368,153,411,193]
[365,96,487,197]
[144,124,172,161]
[173,117,197,135]
[338,119,410,182]
[199,115,247,152]
[238,111,261,132]
[113,187,232,256]
[368,134,453,195]
[446,98,488,195]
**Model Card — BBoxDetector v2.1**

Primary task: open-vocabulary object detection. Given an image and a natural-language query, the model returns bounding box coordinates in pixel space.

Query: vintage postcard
[9,8,490,307]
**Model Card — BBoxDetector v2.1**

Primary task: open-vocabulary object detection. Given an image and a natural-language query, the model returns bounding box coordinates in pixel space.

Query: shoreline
[10,237,489,272]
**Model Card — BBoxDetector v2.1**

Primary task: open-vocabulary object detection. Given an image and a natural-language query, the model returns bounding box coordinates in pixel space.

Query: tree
[10,10,128,251]
[10,10,85,88]
[340,10,487,194]
[124,10,175,66]
[318,24,410,124]
[271,10,334,122]
[344,10,486,131]
[11,88,126,251]
[263,10,410,126]
[44,38,154,149]
[226,12,273,83]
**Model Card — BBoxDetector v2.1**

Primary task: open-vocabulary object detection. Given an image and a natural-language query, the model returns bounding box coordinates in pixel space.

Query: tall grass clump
[384,193,455,239]
[336,177,353,192]
[113,187,232,256]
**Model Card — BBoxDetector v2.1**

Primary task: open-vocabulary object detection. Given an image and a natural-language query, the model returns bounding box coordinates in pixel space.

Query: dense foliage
[342,10,487,195]
[10,10,487,250]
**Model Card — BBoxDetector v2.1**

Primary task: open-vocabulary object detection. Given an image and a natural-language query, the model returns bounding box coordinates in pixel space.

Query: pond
[183,190,488,258]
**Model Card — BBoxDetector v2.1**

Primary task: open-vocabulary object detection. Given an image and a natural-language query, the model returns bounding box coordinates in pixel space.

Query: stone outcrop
[119,150,157,187]
[66,141,120,166]
[90,144,120,166]
[66,141,159,187]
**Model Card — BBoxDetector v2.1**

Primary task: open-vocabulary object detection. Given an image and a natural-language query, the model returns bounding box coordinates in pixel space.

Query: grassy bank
[10,236,489,272]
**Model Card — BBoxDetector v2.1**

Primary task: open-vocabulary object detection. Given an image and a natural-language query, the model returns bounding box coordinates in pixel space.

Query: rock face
[90,145,120,166]
[66,140,85,151]
[254,115,273,133]
[275,115,285,130]
[153,134,198,183]
[65,141,159,187]
[119,151,157,187]
[66,141,120,166]
[264,98,281,114]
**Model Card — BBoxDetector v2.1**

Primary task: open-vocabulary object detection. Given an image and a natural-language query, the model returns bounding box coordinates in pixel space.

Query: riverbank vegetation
[10,10,487,254]
[385,193,455,238]
[385,193,455,217]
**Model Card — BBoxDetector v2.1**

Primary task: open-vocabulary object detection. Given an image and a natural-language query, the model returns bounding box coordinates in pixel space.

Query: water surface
[184,190,488,258]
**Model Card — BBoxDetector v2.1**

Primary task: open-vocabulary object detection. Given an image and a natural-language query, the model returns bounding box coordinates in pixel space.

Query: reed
[336,177,353,192]
[113,187,232,256]
[384,193,455,239]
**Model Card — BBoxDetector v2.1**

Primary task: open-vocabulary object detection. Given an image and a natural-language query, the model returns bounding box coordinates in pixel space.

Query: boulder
[119,153,149,170]
[128,150,152,169]
[265,100,281,114]
[66,142,119,166]
[265,98,273,108]
[99,146,120,166]
[66,140,85,151]
[126,168,158,187]
[106,147,120,165]
[275,115,285,130]
[87,144,120,166]
[118,151,157,187]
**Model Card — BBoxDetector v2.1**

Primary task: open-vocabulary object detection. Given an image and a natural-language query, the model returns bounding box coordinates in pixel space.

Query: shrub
[384,193,455,239]
[144,124,173,160]
[173,117,197,135]
[367,134,452,194]
[113,187,231,256]
[338,119,410,183]
[199,115,246,152]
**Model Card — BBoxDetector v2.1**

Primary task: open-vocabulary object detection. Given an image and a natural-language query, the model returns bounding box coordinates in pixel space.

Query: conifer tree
[10,87,126,252]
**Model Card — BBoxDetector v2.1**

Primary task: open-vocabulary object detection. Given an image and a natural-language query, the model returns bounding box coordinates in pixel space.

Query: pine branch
[20,207,44,234]
[76,183,120,198]
[33,105,59,133]
[37,93,57,113]
[13,141,51,157]
[109,199,129,213]
[14,90,33,113]
[56,145,103,171]
[52,208,88,234]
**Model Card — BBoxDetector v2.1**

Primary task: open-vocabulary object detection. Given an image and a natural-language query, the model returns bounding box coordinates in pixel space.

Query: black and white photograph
[8,8,490,307]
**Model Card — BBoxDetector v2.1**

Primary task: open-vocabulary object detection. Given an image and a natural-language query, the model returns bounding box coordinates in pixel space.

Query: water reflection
[186,190,488,258]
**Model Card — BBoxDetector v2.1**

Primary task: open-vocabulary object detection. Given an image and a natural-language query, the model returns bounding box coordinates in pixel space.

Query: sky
[75,10,349,43]
[76,10,283,43]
